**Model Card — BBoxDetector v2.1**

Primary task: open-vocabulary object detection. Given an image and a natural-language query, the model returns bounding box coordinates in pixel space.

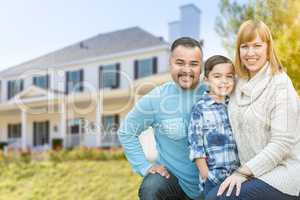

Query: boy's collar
[202,90,230,106]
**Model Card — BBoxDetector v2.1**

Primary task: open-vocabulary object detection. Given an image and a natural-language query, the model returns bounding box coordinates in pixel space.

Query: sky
[0,0,236,71]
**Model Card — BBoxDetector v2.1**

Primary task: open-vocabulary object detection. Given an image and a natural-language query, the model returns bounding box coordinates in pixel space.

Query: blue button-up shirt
[188,92,240,191]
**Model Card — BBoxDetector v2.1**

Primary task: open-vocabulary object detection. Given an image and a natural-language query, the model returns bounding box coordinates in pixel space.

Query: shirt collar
[235,62,272,106]
[202,90,230,106]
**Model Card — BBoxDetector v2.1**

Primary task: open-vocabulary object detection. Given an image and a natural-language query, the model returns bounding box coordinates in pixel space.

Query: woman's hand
[217,173,248,197]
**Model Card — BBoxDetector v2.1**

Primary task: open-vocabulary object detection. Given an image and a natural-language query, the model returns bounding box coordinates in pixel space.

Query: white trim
[21,109,27,150]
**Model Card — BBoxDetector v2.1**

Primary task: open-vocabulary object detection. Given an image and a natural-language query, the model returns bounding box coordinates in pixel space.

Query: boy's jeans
[203,179,217,197]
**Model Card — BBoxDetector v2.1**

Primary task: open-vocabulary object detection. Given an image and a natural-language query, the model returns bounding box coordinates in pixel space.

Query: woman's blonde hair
[234,20,283,78]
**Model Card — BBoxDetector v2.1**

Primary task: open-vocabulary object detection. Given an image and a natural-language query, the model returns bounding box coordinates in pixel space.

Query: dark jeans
[138,172,193,200]
[205,178,299,200]
[204,179,217,197]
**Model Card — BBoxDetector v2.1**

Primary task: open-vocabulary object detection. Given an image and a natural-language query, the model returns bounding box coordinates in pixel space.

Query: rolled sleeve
[188,105,206,162]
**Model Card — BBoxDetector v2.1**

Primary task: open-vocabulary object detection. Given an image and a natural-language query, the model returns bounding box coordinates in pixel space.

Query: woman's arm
[245,76,299,177]
[218,75,299,197]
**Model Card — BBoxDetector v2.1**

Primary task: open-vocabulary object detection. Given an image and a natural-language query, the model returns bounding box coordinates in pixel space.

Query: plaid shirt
[188,92,240,190]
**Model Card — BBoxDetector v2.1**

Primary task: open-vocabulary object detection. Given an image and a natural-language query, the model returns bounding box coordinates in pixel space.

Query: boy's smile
[205,63,235,102]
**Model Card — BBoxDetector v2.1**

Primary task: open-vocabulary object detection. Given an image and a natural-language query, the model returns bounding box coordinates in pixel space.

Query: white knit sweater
[228,63,300,196]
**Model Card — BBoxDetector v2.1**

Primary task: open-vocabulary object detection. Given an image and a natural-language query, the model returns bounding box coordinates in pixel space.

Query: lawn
[0,160,142,200]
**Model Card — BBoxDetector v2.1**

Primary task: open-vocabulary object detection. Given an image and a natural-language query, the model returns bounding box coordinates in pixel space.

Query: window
[33,75,49,89]
[99,63,120,89]
[102,115,119,132]
[65,69,84,94]
[7,80,24,99]
[33,121,49,146]
[8,123,21,139]
[134,57,157,79]
[67,118,85,135]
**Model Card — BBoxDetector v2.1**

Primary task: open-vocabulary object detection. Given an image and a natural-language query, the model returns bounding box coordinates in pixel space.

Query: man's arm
[118,89,158,176]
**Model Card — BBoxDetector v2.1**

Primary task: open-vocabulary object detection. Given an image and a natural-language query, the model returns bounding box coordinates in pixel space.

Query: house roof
[0,27,168,77]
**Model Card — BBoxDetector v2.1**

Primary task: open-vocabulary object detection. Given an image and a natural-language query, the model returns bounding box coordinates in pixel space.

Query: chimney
[168,4,201,43]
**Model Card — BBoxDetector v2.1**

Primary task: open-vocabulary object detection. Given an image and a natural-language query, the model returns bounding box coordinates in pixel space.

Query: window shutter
[79,69,84,92]
[153,57,158,74]
[33,122,37,146]
[18,124,22,138]
[115,115,119,124]
[7,81,11,100]
[46,75,50,89]
[46,121,50,144]
[8,124,11,138]
[65,72,69,94]
[134,60,139,79]
[20,80,24,91]
[115,115,120,130]
[114,63,120,89]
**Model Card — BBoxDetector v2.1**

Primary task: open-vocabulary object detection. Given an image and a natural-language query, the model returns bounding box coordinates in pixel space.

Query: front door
[67,118,84,147]
[33,121,50,147]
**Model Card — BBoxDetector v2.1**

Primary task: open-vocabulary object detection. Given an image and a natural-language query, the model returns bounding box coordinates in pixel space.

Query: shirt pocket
[159,118,187,140]
[206,133,229,147]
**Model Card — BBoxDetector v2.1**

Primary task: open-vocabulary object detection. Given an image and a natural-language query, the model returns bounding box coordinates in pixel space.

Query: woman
[206,20,300,200]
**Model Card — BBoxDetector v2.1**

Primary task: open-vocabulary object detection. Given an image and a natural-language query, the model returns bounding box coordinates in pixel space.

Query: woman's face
[239,35,268,78]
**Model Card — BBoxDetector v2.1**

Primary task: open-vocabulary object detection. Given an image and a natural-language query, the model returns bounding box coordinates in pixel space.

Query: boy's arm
[118,89,158,176]
[195,158,209,181]
[188,104,207,173]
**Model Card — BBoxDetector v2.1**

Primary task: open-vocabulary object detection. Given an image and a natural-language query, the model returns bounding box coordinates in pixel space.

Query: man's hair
[170,37,203,54]
[204,55,233,77]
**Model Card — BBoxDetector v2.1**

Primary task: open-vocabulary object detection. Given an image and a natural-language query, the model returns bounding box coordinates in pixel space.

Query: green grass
[0,160,142,200]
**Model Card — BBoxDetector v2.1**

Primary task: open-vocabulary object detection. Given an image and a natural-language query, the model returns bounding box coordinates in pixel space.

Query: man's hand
[148,165,170,179]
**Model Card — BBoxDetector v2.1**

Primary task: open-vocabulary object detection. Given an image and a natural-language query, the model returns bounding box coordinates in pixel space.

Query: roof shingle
[1,27,168,77]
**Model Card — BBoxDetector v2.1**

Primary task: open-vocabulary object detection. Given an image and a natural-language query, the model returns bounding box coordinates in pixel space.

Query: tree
[215,0,300,91]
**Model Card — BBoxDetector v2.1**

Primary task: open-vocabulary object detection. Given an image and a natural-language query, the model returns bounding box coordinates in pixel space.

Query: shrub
[52,138,63,150]
[0,142,8,150]
[48,147,125,162]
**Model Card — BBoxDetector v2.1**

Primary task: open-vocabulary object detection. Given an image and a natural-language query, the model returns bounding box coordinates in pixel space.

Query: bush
[52,138,63,150]
[48,147,125,162]
[0,147,125,164]
[0,142,8,150]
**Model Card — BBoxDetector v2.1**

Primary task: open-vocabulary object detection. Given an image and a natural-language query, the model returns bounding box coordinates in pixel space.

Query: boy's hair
[170,37,203,55]
[204,55,233,77]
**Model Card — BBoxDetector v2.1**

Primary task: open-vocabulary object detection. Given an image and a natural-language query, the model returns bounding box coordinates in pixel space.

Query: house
[0,4,201,152]
[0,27,171,150]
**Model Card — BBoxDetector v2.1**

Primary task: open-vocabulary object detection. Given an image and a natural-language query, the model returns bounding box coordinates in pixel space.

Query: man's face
[170,45,202,90]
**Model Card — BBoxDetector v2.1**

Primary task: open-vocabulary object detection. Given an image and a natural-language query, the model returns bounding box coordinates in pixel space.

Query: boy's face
[204,63,235,97]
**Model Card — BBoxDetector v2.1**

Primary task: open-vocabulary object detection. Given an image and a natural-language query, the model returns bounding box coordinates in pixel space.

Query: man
[118,37,205,200]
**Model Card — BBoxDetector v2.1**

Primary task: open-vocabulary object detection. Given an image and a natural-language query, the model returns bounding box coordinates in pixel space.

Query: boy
[188,55,240,196]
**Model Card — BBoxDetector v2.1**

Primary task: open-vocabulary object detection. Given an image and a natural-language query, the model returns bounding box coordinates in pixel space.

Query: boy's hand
[200,168,208,181]
[195,158,209,181]
[148,165,170,179]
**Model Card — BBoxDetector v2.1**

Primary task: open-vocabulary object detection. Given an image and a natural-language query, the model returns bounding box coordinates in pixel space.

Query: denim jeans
[205,178,299,200]
[204,179,217,197]
[138,172,193,200]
